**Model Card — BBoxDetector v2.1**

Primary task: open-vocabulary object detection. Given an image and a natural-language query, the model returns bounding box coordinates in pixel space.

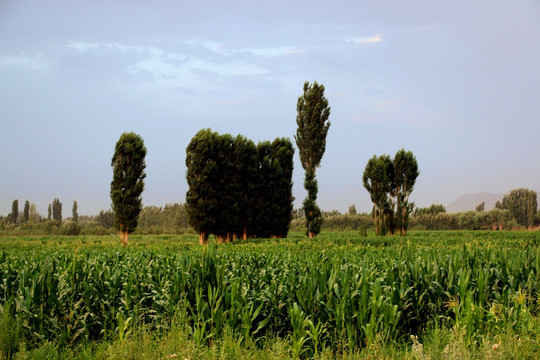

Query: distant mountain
[446,193,503,213]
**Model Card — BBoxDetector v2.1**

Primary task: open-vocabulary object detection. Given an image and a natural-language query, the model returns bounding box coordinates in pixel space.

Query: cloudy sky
[1,1,539,216]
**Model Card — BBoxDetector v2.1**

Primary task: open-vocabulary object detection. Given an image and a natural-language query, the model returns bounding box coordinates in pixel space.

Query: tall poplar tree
[10,199,19,224]
[23,200,30,223]
[295,81,331,238]
[393,149,419,235]
[72,201,79,223]
[496,188,537,229]
[363,155,393,236]
[268,138,295,238]
[110,132,147,246]
[52,198,62,223]
[186,129,218,244]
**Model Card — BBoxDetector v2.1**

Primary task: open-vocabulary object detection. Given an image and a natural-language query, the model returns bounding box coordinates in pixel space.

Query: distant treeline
[0,202,190,236]
[1,189,538,236]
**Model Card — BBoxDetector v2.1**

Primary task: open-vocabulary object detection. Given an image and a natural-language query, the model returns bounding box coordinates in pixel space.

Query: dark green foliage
[110,132,147,245]
[52,198,62,223]
[23,200,30,223]
[363,150,419,236]
[10,200,18,224]
[269,138,295,238]
[236,136,259,239]
[414,204,446,216]
[393,149,419,235]
[496,188,538,229]
[47,204,52,220]
[186,129,219,243]
[97,209,114,229]
[363,155,394,235]
[295,81,331,237]
[137,204,189,234]
[72,201,78,223]
[303,170,323,236]
[186,129,294,242]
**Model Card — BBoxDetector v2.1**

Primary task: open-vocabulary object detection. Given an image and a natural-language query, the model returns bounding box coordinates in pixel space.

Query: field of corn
[0,231,539,358]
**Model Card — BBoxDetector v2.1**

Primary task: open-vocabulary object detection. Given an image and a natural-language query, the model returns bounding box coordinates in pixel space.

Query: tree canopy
[110,132,147,246]
[186,129,294,244]
[496,188,538,229]
[295,81,331,238]
[363,149,419,236]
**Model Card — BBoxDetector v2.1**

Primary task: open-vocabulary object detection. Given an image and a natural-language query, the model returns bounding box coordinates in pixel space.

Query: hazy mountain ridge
[446,193,503,213]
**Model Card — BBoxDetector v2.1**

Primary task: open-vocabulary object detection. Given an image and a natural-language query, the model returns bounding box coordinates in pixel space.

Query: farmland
[0,231,539,359]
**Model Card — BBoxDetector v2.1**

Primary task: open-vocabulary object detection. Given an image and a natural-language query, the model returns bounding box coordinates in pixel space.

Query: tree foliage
[52,198,62,223]
[363,150,419,236]
[393,149,419,235]
[186,129,294,243]
[23,200,30,223]
[110,132,147,245]
[496,188,538,229]
[363,155,393,235]
[295,81,331,238]
[72,201,78,223]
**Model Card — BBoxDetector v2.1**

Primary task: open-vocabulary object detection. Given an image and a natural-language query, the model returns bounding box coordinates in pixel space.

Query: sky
[1,0,539,216]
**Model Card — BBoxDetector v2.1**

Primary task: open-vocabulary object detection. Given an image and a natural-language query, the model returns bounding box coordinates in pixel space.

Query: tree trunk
[199,232,208,245]
[243,228,247,240]
[120,230,129,246]
[308,231,315,238]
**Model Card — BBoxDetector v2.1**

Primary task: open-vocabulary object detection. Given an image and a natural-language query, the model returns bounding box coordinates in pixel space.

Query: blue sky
[1,1,539,216]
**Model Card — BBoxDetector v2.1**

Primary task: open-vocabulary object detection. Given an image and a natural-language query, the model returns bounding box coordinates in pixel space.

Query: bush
[59,221,81,236]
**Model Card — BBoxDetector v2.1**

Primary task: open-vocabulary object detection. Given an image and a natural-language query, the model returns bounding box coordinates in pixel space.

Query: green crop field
[0,231,539,359]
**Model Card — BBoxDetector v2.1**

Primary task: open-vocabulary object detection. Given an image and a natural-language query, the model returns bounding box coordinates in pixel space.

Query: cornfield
[0,231,538,356]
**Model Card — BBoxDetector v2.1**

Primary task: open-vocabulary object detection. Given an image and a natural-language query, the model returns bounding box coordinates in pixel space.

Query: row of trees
[3,198,79,224]
[186,129,294,244]
[363,150,420,236]
[495,188,537,230]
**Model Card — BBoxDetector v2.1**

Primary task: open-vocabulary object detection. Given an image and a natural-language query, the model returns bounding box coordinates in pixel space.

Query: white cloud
[67,42,146,53]
[346,34,382,44]
[245,47,305,57]
[0,53,51,70]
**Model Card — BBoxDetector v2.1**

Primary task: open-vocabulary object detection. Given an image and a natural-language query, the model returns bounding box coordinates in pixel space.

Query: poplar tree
[363,155,393,236]
[110,132,147,246]
[497,188,538,229]
[52,198,62,223]
[10,199,19,224]
[47,204,52,220]
[186,129,218,244]
[269,138,295,238]
[295,81,331,238]
[72,201,79,223]
[23,200,30,223]
[393,149,419,235]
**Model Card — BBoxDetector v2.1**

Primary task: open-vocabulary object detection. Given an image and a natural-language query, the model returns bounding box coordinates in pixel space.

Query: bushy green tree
[110,132,147,246]
[72,201,78,223]
[363,155,393,236]
[23,200,30,223]
[52,198,62,223]
[47,204,52,220]
[414,204,446,216]
[97,210,114,229]
[186,129,295,242]
[393,149,419,235]
[6,200,19,225]
[186,129,219,244]
[269,138,295,238]
[295,81,331,238]
[496,188,538,229]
